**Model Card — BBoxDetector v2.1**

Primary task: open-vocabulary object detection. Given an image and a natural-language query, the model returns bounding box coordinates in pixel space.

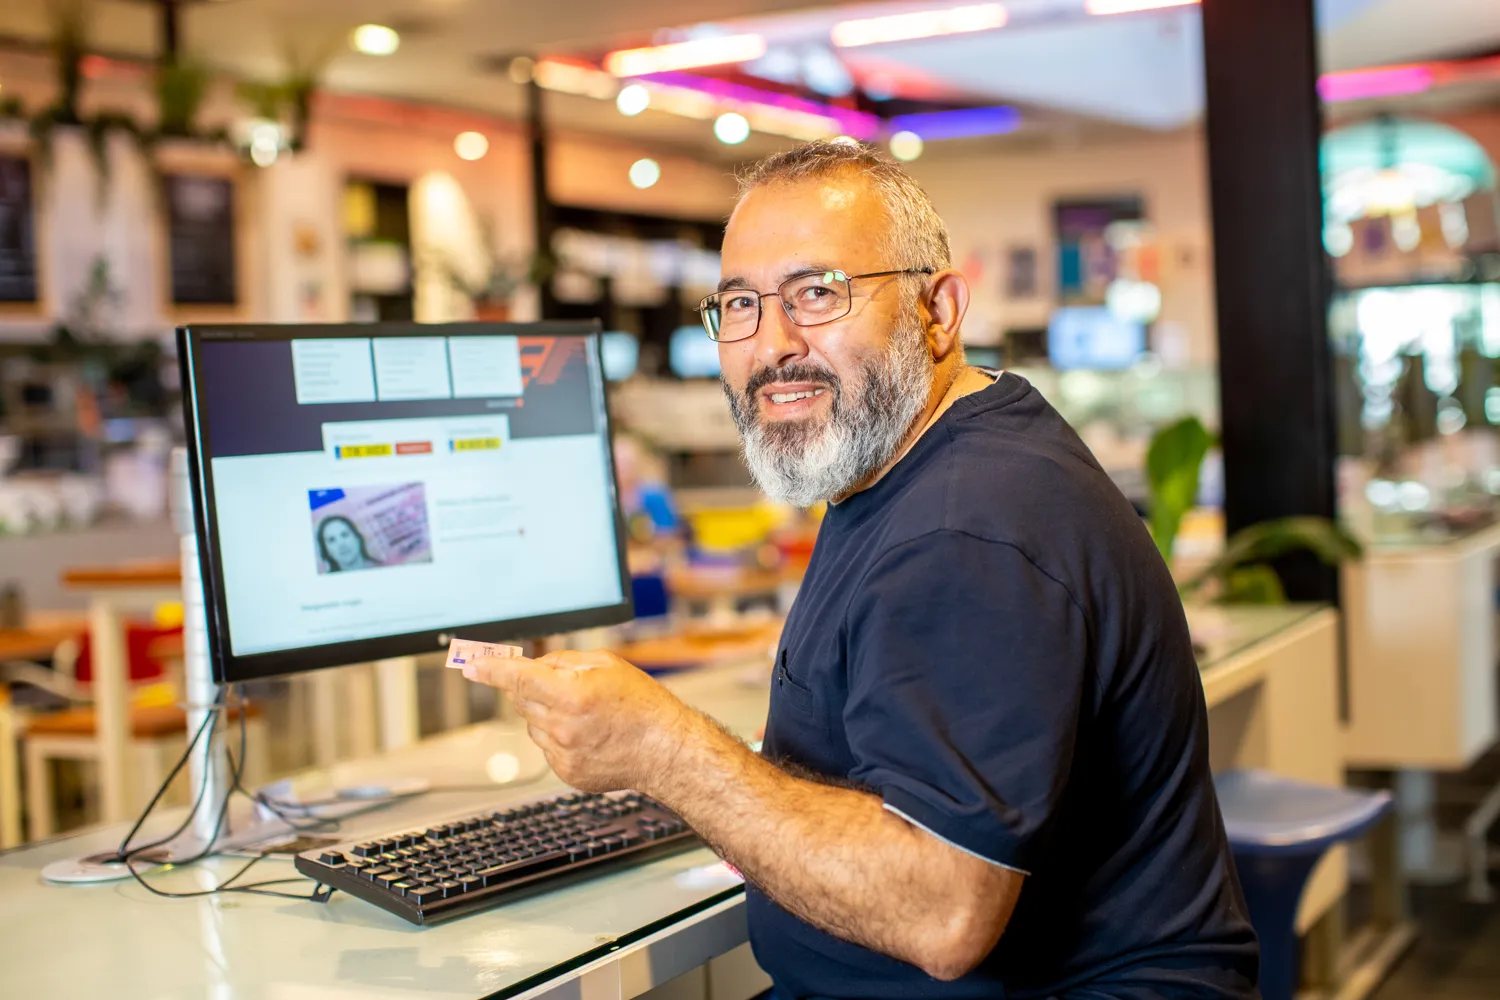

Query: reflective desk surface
[1,607,1327,999]
[0,662,771,1000]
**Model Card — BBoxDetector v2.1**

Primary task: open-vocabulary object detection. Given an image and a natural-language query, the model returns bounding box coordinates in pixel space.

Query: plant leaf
[1145,416,1216,562]
[1218,565,1287,604]
[1184,516,1364,593]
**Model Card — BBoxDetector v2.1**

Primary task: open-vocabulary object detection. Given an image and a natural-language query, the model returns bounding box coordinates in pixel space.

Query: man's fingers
[466,655,572,702]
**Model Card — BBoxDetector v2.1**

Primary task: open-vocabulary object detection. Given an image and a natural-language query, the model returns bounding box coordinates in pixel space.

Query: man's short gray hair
[736,140,951,274]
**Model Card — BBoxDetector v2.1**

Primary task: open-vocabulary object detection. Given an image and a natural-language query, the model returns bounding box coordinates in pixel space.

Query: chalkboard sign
[0,156,38,303]
[166,173,237,305]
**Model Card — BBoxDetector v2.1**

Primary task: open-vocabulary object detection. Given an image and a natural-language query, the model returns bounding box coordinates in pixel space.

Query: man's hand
[464,650,691,794]
[465,646,1021,981]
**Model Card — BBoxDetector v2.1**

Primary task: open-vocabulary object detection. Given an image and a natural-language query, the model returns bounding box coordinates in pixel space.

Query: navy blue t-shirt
[750,373,1258,999]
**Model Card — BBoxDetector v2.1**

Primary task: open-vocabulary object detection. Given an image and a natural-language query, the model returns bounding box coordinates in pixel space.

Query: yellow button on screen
[337,444,393,458]
[451,437,502,452]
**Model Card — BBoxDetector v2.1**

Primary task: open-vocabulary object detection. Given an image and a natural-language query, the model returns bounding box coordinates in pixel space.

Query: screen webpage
[195,333,624,657]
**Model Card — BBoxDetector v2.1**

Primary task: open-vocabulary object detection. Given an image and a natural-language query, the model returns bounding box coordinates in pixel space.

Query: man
[463,140,1259,998]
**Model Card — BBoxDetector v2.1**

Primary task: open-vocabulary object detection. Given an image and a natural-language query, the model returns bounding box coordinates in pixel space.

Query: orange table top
[62,558,182,590]
[616,620,782,672]
[0,626,77,664]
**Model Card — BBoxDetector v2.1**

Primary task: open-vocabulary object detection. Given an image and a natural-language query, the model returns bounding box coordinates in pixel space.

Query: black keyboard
[294,789,696,924]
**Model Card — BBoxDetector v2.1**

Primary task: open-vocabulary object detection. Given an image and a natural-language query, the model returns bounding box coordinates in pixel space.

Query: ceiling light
[351,24,400,57]
[1085,0,1197,13]
[714,112,751,145]
[616,84,651,117]
[508,56,535,85]
[605,35,766,77]
[454,131,489,161]
[889,130,923,161]
[629,158,661,189]
[832,4,1007,48]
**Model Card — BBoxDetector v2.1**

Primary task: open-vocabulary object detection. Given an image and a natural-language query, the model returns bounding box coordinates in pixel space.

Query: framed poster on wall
[166,173,238,305]
[0,155,38,303]
[1052,196,1143,305]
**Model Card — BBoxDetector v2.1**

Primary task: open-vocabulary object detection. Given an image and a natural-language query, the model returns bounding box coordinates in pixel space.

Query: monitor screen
[600,332,639,381]
[1047,307,1145,370]
[669,326,722,379]
[177,322,632,682]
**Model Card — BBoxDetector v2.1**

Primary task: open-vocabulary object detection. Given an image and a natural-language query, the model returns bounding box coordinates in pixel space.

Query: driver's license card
[446,638,524,670]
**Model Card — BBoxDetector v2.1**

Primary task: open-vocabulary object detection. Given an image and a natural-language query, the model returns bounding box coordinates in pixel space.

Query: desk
[1,609,1373,999]
[0,661,773,1000]
[60,558,182,827]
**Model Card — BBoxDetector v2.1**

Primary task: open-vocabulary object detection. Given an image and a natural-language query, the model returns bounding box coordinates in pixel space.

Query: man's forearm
[641,709,1014,978]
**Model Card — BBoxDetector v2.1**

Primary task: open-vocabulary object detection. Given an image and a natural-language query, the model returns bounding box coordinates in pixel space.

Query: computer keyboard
[294,789,696,924]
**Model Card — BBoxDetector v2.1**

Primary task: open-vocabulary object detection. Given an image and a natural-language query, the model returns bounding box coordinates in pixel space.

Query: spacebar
[474,850,570,886]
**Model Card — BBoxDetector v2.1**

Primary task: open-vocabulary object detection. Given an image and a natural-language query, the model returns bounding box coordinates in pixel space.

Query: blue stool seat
[1215,770,1392,1000]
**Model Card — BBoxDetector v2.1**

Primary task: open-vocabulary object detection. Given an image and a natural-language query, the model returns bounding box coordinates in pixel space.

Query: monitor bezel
[177,320,635,684]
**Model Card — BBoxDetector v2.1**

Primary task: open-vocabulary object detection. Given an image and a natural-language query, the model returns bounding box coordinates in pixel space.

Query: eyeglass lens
[702,271,851,341]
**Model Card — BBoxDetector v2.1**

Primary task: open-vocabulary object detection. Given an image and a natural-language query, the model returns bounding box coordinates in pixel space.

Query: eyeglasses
[698,268,936,343]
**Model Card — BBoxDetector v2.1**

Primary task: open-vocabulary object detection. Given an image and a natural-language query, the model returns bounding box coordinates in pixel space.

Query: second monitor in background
[670,326,722,380]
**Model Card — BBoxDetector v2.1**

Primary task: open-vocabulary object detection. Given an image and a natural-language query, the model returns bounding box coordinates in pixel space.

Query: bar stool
[1215,770,1393,1000]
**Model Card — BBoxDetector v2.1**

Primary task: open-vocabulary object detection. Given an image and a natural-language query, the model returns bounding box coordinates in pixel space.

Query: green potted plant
[1145,415,1362,603]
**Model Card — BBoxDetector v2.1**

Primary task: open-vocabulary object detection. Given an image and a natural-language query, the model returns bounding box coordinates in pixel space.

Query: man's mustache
[742,363,842,404]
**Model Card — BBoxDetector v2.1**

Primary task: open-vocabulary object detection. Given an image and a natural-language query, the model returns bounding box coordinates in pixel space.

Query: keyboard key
[318,851,346,865]
[407,886,442,904]
[475,850,569,886]
[376,873,405,889]
[391,880,418,895]
[363,866,392,880]
[457,875,483,892]
[438,880,463,897]
[351,843,379,858]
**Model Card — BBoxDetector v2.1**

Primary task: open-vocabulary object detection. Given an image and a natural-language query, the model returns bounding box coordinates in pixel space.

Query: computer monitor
[177,321,633,683]
[669,325,722,379]
[1047,306,1145,371]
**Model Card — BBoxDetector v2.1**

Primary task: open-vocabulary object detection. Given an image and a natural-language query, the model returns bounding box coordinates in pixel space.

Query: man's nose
[754,298,810,370]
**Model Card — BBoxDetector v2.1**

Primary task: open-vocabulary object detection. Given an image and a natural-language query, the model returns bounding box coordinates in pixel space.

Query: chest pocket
[771,647,833,731]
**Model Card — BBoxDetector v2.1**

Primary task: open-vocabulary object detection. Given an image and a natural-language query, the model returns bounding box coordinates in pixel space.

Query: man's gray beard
[723,313,934,508]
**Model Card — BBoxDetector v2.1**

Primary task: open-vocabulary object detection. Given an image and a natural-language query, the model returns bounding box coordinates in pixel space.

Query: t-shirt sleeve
[843,529,1091,875]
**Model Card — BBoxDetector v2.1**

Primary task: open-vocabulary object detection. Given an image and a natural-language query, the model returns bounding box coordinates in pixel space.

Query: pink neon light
[640,72,882,139]
[1318,65,1434,103]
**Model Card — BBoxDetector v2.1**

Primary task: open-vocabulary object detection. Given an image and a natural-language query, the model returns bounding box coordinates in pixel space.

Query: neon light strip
[604,35,766,77]
[831,4,1008,48]
[640,72,882,139]
[1318,65,1435,102]
[889,106,1021,140]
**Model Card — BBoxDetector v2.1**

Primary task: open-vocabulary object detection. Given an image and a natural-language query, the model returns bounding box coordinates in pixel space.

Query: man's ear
[924,270,970,362]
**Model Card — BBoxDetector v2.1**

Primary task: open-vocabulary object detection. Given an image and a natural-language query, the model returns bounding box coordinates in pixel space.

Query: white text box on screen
[291,339,376,404]
[448,337,524,398]
[373,338,454,401]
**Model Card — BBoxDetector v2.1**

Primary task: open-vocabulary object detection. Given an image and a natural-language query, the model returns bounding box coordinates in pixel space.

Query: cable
[112,687,226,861]
[116,686,335,903]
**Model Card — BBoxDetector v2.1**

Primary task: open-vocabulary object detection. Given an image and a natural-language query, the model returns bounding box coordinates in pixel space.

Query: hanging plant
[156,60,211,138]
